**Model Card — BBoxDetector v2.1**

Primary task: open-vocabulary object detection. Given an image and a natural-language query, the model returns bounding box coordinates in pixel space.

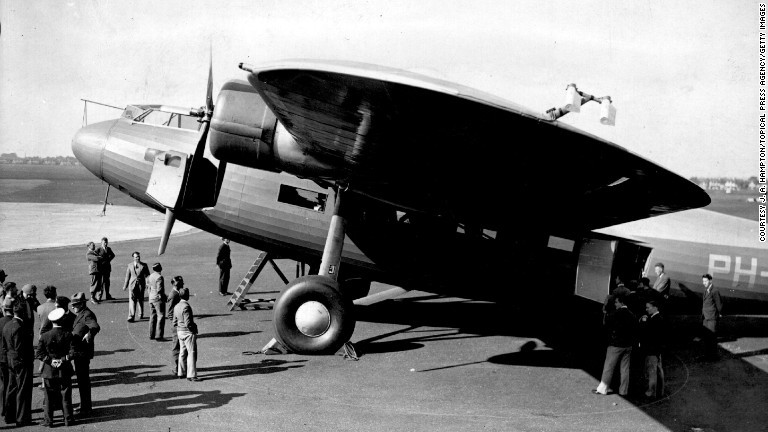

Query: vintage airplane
[71,59,711,354]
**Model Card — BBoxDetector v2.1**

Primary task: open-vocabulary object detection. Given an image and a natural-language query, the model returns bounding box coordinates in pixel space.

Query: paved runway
[1,231,768,431]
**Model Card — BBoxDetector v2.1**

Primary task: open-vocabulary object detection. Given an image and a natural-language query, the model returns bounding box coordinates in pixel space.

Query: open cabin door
[146,149,221,210]
[146,150,189,209]
[575,238,616,303]
[574,237,652,303]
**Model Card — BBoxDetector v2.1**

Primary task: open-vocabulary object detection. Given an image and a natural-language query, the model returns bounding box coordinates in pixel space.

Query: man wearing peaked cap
[69,292,99,417]
[36,308,76,427]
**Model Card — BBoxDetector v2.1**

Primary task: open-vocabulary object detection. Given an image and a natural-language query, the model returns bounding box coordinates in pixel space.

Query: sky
[0,1,756,178]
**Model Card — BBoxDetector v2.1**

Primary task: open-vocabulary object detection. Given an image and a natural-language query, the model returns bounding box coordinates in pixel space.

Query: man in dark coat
[2,301,33,426]
[639,299,666,399]
[36,308,76,427]
[701,274,723,359]
[95,237,116,301]
[216,238,232,296]
[70,292,100,417]
[594,294,637,396]
[0,298,15,422]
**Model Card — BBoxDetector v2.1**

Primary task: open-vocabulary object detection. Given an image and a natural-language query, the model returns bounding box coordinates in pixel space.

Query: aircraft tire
[274,275,355,354]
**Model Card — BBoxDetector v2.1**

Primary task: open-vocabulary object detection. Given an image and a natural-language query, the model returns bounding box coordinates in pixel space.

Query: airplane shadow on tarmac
[354,295,768,432]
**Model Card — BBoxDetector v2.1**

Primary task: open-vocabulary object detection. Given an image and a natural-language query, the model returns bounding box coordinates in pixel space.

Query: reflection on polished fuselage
[71,110,376,273]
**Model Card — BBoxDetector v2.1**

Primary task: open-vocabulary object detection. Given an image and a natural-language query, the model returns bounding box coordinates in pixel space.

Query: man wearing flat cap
[147,263,166,341]
[69,292,99,417]
[0,270,6,285]
[36,308,76,427]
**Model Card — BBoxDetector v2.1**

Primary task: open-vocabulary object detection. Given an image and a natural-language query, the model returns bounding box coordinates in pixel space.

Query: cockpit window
[125,105,202,131]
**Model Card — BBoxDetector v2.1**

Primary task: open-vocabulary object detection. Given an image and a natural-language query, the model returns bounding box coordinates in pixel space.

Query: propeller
[158,48,215,255]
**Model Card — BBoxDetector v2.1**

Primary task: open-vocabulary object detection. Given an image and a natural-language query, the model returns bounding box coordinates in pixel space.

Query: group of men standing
[594,263,724,400]
[119,252,201,381]
[0,279,99,428]
[85,238,115,304]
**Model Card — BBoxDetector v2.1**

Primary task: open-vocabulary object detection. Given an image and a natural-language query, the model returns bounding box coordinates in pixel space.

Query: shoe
[219,292,228,296]
[156,337,165,342]
[149,337,155,340]
[89,299,98,305]
[178,375,186,379]
[139,315,145,320]
[41,421,52,428]
[127,317,134,322]
[187,377,202,382]
[591,389,609,395]
[106,296,114,300]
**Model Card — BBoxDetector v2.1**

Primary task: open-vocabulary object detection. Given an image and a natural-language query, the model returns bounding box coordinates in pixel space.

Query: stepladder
[226,251,292,311]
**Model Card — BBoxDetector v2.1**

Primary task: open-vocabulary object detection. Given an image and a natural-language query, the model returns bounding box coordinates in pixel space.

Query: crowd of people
[0,237,205,427]
[593,263,724,400]
[0,278,98,428]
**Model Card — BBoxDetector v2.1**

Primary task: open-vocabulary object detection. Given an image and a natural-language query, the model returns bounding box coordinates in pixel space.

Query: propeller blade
[157,208,176,255]
[206,43,214,115]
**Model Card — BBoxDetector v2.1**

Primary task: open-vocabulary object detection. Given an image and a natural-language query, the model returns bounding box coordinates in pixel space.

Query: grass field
[0,164,142,207]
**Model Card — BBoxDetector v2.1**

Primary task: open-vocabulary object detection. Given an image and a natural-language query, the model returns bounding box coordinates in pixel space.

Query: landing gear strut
[273,186,355,354]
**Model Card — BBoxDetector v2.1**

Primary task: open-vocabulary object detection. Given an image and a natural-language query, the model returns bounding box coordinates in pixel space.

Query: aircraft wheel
[274,275,355,354]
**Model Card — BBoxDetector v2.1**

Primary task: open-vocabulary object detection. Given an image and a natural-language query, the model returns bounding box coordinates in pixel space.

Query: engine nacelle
[210,79,339,177]
[210,80,279,171]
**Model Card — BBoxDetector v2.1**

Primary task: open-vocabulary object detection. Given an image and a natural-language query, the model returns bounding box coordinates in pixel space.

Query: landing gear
[272,185,356,354]
[273,275,354,354]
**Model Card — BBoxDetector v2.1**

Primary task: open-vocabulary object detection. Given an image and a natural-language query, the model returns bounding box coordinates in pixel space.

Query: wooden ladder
[226,251,290,311]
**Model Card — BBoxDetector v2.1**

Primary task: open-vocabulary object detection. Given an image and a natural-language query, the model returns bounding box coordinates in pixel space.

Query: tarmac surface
[1,230,768,431]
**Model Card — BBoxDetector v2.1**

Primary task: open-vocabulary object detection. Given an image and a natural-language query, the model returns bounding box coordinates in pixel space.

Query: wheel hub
[295,301,331,337]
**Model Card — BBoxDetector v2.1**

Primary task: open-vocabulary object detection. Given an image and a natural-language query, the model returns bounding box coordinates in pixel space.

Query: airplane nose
[71,120,114,178]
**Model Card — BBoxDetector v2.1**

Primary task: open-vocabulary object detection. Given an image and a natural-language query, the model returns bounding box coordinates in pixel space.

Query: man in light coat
[123,251,150,322]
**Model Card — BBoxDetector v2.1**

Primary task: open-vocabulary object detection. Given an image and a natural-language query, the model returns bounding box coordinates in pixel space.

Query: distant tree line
[0,153,80,165]
[690,176,758,191]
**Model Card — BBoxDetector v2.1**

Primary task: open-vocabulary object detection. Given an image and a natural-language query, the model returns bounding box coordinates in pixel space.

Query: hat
[21,284,35,295]
[48,308,65,323]
[71,292,87,304]
[152,263,162,272]
[0,270,6,277]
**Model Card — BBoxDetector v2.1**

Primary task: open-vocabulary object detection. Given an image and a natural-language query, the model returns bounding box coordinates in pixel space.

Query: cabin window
[278,185,327,212]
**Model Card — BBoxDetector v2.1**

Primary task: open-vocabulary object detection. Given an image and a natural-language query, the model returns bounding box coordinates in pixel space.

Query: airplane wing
[243,60,710,232]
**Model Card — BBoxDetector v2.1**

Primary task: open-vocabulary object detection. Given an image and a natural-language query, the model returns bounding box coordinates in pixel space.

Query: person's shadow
[75,390,247,424]
[87,359,306,388]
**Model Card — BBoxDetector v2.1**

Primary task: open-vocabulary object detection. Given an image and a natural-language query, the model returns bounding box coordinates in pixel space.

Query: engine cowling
[210,79,339,177]
[210,79,279,171]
